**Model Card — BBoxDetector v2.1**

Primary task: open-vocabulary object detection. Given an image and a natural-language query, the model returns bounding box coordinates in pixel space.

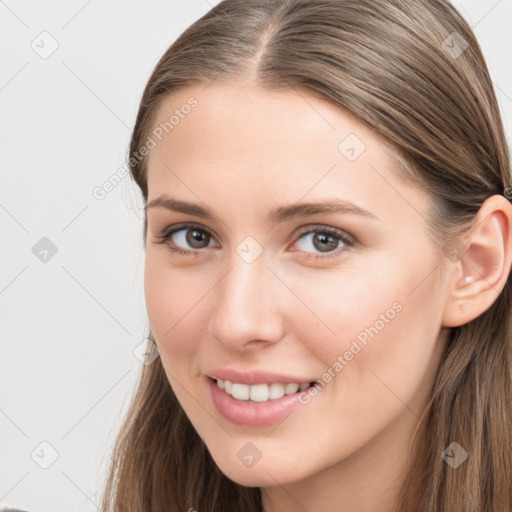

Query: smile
[207,376,318,427]
[215,378,313,402]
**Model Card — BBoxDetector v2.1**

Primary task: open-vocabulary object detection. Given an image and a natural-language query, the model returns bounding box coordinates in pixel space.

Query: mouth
[207,375,316,427]
[210,377,317,403]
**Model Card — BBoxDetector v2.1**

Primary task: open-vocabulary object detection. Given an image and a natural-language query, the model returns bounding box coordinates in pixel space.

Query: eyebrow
[144,196,378,224]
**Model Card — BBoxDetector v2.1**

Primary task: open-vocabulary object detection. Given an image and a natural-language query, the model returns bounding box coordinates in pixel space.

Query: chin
[221,464,294,487]
[208,448,310,487]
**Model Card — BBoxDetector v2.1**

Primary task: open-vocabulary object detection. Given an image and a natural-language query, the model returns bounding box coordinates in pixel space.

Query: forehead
[145,82,430,224]
[148,81,389,162]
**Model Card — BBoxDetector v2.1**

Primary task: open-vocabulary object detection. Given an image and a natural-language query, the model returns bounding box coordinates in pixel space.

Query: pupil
[187,229,209,248]
[314,233,337,252]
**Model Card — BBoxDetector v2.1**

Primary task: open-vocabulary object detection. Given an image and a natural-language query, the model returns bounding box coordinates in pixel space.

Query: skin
[143,82,512,512]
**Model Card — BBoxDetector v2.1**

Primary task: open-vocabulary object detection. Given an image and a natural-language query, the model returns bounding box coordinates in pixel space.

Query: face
[143,82,452,488]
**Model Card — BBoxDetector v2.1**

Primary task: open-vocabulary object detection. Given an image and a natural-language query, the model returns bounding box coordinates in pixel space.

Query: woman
[100,0,512,510]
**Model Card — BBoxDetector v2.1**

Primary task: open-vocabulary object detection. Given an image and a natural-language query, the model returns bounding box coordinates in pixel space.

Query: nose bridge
[208,246,283,349]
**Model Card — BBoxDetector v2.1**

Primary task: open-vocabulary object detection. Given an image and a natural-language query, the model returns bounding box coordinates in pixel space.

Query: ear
[442,194,512,328]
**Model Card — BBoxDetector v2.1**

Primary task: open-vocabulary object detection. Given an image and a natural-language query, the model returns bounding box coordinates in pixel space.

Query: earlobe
[442,195,512,328]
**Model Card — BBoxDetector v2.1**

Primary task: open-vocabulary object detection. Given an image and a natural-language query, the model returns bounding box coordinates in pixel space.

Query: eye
[152,223,217,256]
[290,226,355,259]
[152,222,355,260]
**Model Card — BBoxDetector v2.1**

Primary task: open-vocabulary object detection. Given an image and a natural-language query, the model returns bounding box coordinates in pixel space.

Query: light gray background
[1,1,511,510]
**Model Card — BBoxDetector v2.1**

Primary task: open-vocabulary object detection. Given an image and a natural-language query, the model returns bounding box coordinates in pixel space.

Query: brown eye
[311,232,339,252]
[291,226,355,260]
[153,223,216,254]
[182,228,211,249]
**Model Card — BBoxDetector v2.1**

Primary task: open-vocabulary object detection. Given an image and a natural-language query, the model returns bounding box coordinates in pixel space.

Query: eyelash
[152,222,355,260]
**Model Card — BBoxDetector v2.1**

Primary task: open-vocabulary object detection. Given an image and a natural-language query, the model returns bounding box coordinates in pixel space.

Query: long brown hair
[99,1,512,510]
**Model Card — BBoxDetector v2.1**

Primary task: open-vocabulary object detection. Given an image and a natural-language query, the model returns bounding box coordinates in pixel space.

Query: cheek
[144,257,202,355]
[287,267,405,360]
[144,260,208,406]
[293,258,444,392]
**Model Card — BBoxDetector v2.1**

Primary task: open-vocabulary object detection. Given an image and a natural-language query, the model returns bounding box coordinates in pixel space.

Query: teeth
[284,383,299,394]
[250,383,269,402]
[215,379,311,402]
[231,383,250,400]
[269,382,285,400]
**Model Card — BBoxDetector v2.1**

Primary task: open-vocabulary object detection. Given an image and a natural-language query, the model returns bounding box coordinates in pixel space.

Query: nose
[207,249,285,352]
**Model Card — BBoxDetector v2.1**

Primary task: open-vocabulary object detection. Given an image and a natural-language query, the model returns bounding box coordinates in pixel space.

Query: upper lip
[207,368,316,385]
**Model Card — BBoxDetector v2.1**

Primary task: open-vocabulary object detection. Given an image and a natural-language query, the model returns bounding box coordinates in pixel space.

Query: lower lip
[206,377,306,427]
